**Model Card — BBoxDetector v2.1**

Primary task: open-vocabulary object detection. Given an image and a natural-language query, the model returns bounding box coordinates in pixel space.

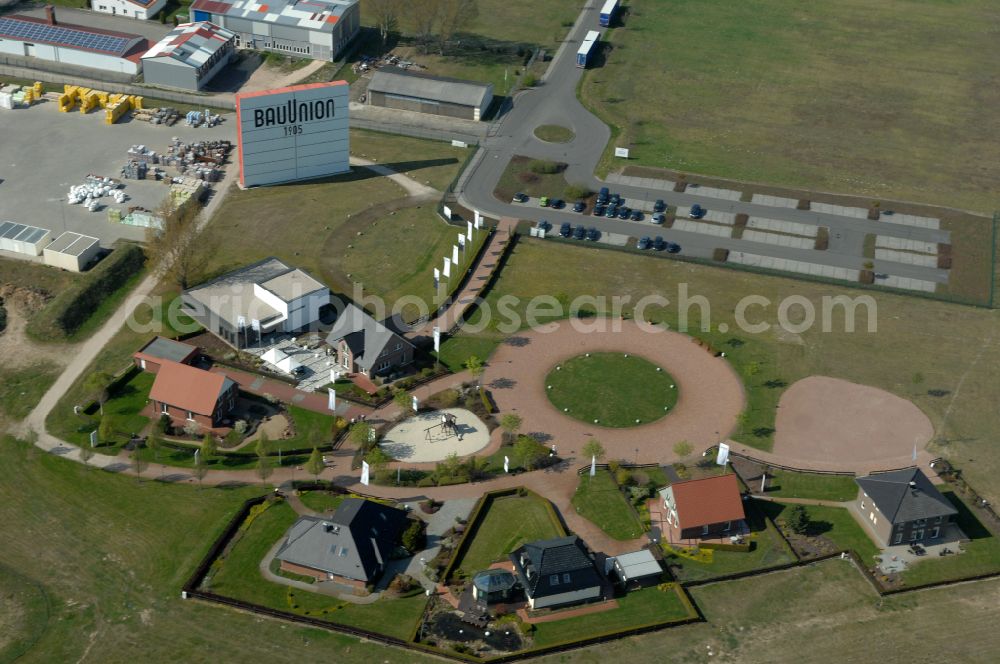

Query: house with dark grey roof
[509,536,603,610]
[855,468,959,547]
[325,303,414,377]
[368,66,494,121]
[275,498,408,586]
[133,336,199,374]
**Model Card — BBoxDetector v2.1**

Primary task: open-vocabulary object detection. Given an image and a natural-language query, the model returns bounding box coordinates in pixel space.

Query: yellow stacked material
[105,96,132,125]
[94,91,109,108]
[132,96,144,111]
[58,93,75,112]
[22,87,34,104]
[79,89,101,114]
[33,82,42,97]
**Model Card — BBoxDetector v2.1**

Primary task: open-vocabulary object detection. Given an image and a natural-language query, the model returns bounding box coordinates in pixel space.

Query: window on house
[562,573,571,583]
[930,527,940,539]
[860,500,865,510]
[186,411,194,421]
[910,531,918,541]
[549,575,559,586]
[161,403,168,414]
[702,524,709,535]
[395,343,402,351]
[935,516,943,524]
[915,518,927,527]
[894,532,902,544]
[723,521,731,532]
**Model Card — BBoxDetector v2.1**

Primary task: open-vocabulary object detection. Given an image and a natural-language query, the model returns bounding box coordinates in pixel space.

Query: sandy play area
[380,408,491,462]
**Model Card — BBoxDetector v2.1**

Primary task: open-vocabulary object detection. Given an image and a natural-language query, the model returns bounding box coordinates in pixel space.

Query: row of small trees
[368,0,480,53]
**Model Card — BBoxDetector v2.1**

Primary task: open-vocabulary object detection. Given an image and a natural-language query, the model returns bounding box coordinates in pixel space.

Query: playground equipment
[425,412,459,442]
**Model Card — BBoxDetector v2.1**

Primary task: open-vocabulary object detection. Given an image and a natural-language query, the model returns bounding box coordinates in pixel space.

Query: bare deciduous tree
[436,0,478,53]
[369,0,405,42]
[146,199,201,290]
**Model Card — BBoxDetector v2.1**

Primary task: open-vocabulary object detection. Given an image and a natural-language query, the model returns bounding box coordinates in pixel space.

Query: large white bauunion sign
[236,81,350,188]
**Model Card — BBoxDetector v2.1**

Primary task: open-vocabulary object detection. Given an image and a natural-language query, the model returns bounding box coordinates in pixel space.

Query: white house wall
[529,586,601,610]
[252,283,290,321]
[284,290,328,331]
[93,0,168,20]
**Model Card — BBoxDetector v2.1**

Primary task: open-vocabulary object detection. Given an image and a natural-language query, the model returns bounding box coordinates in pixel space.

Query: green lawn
[437,333,503,372]
[350,130,468,192]
[0,563,50,663]
[534,125,575,143]
[299,491,346,513]
[900,491,1000,587]
[802,505,881,563]
[572,470,644,540]
[494,156,583,202]
[209,498,427,640]
[583,0,1000,217]
[531,585,693,648]
[762,469,859,502]
[56,371,154,452]
[665,500,796,583]
[455,494,565,575]
[546,352,677,428]
[0,363,62,422]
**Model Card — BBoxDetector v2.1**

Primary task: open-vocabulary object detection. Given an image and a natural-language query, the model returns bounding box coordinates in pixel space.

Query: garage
[367,66,494,121]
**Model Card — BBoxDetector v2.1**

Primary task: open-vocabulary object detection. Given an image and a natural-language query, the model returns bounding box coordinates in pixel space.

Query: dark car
[593,204,607,216]
[559,222,572,237]
[653,236,666,251]
[653,199,666,213]
[630,209,643,221]
[637,236,651,250]
[587,227,600,241]
[605,206,619,218]
[617,207,631,219]
[292,365,309,377]
[666,241,681,253]
[598,186,610,203]
[651,212,666,224]
[513,192,528,203]
[573,225,587,240]
[550,198,565,210]
[609,193,621,206]
[689,204,705,219]
[573,200,587,213]
[617,197,626,207]
[537,220,552,233]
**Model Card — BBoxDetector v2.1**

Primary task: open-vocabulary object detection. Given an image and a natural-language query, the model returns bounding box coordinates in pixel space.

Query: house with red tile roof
[149,360,237,430]
[658,474,747,543]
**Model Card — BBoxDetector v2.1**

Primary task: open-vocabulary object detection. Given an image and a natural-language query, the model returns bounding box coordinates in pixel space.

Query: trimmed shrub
[797,198,811,210]
[564,184,591,200]
[528,159,561,175]
[712,248,730,262]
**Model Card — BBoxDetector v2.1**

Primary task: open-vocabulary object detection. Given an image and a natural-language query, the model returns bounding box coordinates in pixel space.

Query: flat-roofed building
[367,66,494,121]
[43,231,101,272]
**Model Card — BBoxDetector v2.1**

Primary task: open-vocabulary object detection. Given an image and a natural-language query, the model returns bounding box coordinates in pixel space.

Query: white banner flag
[590,455,597,477]
[474,210,482,229]
[90,430,98,448]
[328,389,336,412]
[360,461,370,486]
[443,258,451,278]
[443,205,453,220]
[412,395,419,412]
[458,233,466,248]
[716,442,730,466]
[503,455,509,473]
[452,245,459,265]
[433,326,441,353]
[434,267,440,282]
[467,220,474,239]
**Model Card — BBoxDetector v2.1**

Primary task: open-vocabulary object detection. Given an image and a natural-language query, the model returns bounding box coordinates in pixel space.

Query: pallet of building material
[121,160,148,180]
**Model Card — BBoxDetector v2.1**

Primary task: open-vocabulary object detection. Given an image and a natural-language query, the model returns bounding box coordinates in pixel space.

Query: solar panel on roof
[0,18,133,55]
[1,223,25,240]
[0,222,16,238]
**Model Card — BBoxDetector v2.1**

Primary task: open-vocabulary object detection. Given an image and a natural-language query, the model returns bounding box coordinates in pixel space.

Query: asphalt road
[457,0,950,286]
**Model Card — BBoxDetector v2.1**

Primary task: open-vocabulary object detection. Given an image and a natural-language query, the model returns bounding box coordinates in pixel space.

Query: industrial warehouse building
[0,8,146,75]
[43,232,101,272]
[0,222,52,257]
[92,0,168,21]
[142,22,236,91]
[367,66,494,121]
[190,0,359,61]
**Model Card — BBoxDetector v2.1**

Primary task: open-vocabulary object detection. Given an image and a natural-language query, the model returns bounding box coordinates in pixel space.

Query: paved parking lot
[0,100,236,259]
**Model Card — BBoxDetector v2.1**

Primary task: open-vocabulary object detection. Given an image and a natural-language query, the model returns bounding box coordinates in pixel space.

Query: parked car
[573,225,587,240]
[573,200,587,213]
[559,222,572,237]
[617,207,631,219]
[550,198,565,209]
[537,220,552,232]
[598,186,610,202]
[540,196,550,207]
[593,204,607,216]
[689,203,705,219]
[292,365,309,377]
[874,272,889,280]
[513,192,528,203]
[609,193,621,206]
[651,212,666,224]
[605,206,619,218]
[630,209,643,221]
[653,199,666,213]
[637,236,651,250]
[666,241,681,253]
[653,236,666,251]
[587,227,600,241]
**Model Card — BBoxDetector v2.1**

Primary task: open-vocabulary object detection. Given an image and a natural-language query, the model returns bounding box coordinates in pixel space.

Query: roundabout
[482,320,745,462]
[545,352,677,428]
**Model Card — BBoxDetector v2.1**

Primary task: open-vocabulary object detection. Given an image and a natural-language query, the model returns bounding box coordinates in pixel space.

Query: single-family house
[181,258,330,349]
[133,336,199,373]
[92,0,168,21]
[855,468,959,547]
[509,536,603,610]
[325,303,414,377]
[659,474,746,542]
[148,360,237,429]
[275,498,409,587]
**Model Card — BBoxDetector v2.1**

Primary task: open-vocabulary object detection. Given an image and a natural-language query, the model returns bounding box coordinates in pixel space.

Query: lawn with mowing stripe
[455,494,564,575]
[572,470,644,540]
[546,353,676,428]
[762,469,859,502]
[299,491,346,513]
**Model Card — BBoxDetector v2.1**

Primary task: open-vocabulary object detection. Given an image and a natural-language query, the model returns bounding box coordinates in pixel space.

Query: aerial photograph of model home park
[4,0,1000,661]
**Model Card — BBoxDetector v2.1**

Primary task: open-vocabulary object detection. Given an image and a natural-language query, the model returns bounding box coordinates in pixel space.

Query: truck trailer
[577,30,601,68]
[599,0,619,27]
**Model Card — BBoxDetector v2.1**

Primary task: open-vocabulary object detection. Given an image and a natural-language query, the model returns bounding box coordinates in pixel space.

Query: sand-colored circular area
[481,320,745,462]
[774,376,934,466]
[380,408,491,462]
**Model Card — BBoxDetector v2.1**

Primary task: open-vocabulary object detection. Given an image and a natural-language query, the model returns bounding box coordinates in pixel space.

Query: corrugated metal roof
[190,0,356,34]
[369,66,493,108]
[142,21,234,69]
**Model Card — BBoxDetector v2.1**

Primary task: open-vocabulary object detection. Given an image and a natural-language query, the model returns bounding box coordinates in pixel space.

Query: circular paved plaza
[481,320,745,463]
[380,408,492,463]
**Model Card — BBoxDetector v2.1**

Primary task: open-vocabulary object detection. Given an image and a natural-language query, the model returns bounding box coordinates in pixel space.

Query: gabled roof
[0,14,145,58]
[856,468,957,524]
[134,336,199,365]
[510,536,602,599]
[149,360,235,416]
[369,66,493,108]
[664,474,745,530]
[326,303,411,372]
[142,22,234,69]
[276,498,408,582]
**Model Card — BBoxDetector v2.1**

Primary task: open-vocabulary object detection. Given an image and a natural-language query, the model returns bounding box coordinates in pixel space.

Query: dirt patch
[0,299,74,371]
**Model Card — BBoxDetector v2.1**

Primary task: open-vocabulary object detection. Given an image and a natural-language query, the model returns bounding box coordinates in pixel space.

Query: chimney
[45,5,56,25]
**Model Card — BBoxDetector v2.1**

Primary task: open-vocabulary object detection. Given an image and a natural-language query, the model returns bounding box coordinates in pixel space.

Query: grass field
[298,490,347,513]
[209,498,427,640]
[455,494,564,575]
[494,156,584,203]
[534,125,575,143]
[531,585,693,648]
[350,131,468,192]
[571,470,644,540]
[762,469,859,502]
[800,505,881,563]
[0,363,62,422]
[0,563,50,663]
[545,352,677,427]
[583,0,1000,216]
[455,238,1000,505]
